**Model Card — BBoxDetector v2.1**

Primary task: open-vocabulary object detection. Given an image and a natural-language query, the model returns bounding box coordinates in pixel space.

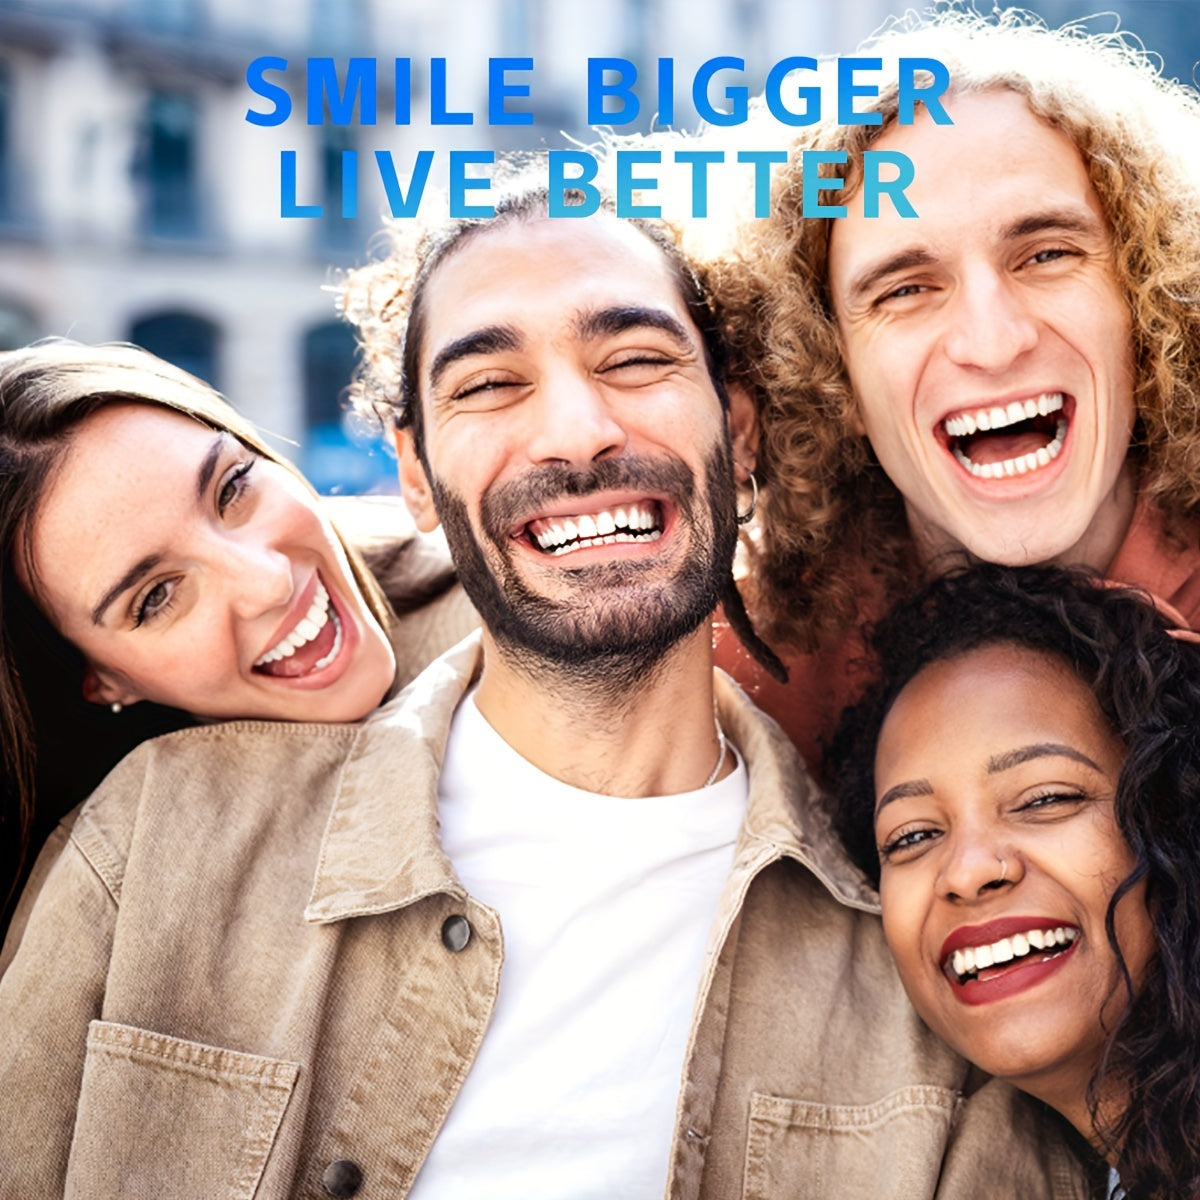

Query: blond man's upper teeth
[944,391,1063,438]
[254,581,330,666]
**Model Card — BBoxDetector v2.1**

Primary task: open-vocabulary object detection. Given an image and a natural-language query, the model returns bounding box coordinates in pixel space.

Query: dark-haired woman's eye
[878,825,942,860]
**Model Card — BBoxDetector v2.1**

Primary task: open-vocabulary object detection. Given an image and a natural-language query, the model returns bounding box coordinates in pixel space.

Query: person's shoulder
[68,720,366,901]
[322,494,459,613]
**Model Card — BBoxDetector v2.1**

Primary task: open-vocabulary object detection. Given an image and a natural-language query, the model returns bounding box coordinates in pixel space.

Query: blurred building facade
[0,0,1194,492]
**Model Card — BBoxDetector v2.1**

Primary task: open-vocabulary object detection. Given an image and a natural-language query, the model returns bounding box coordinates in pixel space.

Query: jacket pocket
[744,1086,960,1200]
[66,1020,300,1200]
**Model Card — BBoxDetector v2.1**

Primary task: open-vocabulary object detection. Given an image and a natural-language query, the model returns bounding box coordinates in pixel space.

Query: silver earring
[110,702,123,715]
[736,470,758,526]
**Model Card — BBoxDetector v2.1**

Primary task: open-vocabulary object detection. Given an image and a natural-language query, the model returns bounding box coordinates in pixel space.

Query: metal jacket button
[322,1158,364,1197]
[441,913,472,952]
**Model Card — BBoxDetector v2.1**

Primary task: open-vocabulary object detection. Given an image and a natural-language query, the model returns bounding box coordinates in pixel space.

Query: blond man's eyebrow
[844,248,938,305]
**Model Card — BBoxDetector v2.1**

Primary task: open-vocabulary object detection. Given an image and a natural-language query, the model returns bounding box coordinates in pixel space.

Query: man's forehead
[419,214,691,349]
[830,88,1109,293]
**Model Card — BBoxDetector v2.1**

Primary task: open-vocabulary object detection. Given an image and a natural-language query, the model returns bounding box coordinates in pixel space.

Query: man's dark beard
[429,443,737,696]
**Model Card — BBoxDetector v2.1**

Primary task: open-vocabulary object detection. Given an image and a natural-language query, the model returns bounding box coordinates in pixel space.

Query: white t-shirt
[406,691,748,1200]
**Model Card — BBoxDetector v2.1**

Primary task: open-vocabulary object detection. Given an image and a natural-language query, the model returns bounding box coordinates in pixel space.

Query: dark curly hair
[340,171,788,682]
[832,563,1200,1200]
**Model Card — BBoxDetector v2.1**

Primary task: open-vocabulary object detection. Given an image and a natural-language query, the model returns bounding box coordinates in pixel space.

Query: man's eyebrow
[987,742,1104,774]
[844,248,938,306]
[91,552,164,625]
[572,305,695,349]
[429,325,522,392]
[1001,207,1105,242]
[842,207,1106,308]
[875,777,934,819]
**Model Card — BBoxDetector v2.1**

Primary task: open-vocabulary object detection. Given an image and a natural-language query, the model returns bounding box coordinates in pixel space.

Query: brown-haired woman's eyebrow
[92,433,228,624]
[91,553,162,625]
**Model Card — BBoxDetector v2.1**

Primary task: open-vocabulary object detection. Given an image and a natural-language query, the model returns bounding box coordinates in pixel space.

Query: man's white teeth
[944,391,1063,438]
[533,503,662,555]
[254,581,332,666]
[951,419,1066,479]
[950,925,1078,982]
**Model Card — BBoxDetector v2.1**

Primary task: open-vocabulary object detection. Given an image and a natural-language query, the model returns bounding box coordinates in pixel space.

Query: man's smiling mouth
[946,923,1078,985]
[942,392,1068,479]
[524,501,665,556]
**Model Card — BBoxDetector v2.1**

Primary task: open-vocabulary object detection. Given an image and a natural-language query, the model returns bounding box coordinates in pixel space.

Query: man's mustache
[479,455,696,546]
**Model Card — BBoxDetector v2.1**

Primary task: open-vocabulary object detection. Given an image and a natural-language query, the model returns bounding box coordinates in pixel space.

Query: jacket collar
[306,633,878,922]
[305,633,483,923]
[716,670,880,913]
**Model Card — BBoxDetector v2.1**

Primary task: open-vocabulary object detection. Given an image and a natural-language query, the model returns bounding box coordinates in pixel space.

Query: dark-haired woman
[834,564,1200,1200]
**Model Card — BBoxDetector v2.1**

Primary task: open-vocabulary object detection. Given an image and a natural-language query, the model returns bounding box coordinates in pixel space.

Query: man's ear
[848,396,867,438]
[725,381,760,476]
[81,665,140,710]
[394,427,441,533]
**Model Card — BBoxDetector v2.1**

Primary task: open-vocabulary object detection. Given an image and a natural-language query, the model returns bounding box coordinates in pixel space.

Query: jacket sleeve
[0,817,117,1195]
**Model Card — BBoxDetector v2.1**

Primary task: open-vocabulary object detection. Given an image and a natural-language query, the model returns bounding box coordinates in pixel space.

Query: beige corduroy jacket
[0,636,1087,1199]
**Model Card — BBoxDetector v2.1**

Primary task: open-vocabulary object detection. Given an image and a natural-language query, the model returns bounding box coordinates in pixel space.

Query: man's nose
[941,265,1039,372]
[521,369,628,466]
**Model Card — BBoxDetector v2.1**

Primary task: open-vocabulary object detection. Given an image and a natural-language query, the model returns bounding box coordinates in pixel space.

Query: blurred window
[0,300,38,350]
[301,320,394,493]
[0,61,10,221]
[135,91,201,239]
[317,123,360,256]
[310,0,366,51]
[129,311,219,387]
[126,0,202,34]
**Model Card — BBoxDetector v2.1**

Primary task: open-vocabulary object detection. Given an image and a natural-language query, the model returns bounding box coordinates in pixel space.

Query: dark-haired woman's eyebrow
[986,742,1103,774]
[875,777,934,818]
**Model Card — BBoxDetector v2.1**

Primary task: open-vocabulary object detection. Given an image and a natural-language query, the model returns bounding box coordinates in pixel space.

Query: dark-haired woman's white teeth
[950,925,1078,981]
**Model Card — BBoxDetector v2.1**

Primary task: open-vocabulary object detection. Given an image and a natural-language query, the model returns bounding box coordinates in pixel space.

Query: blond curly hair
[708,7,1200,650]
